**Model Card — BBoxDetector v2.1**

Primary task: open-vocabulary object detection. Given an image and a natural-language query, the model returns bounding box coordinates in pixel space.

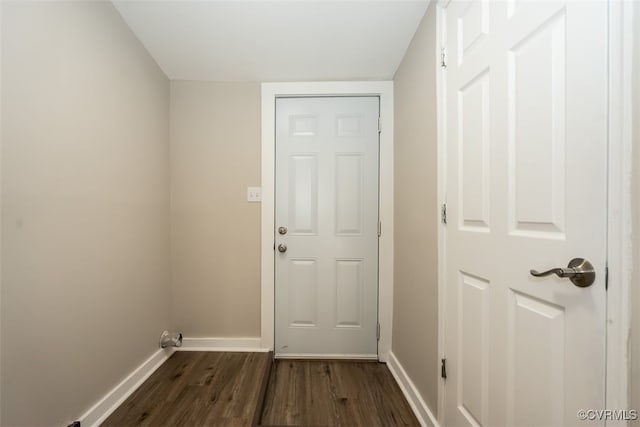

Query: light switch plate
[247,186,262,202]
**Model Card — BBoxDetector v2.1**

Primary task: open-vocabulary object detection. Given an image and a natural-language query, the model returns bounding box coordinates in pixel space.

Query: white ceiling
[112,1,430,82]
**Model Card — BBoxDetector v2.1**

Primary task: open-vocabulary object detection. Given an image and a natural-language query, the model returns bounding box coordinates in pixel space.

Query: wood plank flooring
[102,352,419,427]
[260,360,419,427]
[102,351,271,427]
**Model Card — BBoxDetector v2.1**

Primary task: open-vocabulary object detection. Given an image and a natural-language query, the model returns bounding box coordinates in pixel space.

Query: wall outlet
[247,186,262,202]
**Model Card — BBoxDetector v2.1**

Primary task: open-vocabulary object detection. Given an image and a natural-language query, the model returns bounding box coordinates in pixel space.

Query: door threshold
[274,353,378,360]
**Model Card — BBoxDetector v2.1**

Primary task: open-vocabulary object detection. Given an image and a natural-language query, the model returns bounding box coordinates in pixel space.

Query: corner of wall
[391,1,440,418]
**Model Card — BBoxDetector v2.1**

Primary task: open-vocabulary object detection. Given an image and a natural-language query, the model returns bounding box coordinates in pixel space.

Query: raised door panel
[335,259,364,328]
[287,259,318,327]
[289,155,318,235]
[335,154,364,236]
[508,10,566,239]
[458,272,490,426]
[336,115,363,138]
[457,0,489,65]
[458,69,491,232]
[507,290,565,427]
[289,115,318,137]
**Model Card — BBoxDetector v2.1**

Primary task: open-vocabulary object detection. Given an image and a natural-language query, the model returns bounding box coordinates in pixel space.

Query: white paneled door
[275,97,380,358]
[444,1,607,426]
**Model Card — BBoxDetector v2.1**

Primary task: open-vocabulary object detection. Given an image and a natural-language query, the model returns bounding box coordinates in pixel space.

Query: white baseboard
[387,351,440,427]
[79,347,176,427]
[178,337,269,352]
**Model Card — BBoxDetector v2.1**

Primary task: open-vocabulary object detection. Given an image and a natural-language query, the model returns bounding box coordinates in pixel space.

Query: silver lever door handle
[530,257,595,288]
[530,267,575,278]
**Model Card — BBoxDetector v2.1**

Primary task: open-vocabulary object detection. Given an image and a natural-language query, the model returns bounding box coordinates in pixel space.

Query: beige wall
[1,2,171,425]
[392,3,439,415]
[170,81,261,337]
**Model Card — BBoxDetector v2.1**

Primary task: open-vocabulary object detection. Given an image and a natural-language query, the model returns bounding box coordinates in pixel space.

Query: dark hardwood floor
[260,359,419,427]
[102,351,271,427]
[102,352,419,427]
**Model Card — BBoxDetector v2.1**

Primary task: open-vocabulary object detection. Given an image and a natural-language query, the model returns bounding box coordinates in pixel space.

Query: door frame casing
[605,0,635,414]
[435,1,449,423]
[435,0,635,423]
[260,81,394,361]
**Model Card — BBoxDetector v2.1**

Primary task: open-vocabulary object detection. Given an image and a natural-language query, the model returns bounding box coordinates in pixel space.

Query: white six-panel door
[443,1,607,426]
[275,97,380,358]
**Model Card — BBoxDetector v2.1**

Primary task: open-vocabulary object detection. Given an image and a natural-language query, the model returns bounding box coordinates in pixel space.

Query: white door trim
[435,0,634,420]
[260,81,394,361]
[435,1,449,424]
[605,0,634,414]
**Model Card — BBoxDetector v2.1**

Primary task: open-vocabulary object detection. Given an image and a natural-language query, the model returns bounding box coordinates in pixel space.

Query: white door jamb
[605,0,634,414]
[436,1,450,425]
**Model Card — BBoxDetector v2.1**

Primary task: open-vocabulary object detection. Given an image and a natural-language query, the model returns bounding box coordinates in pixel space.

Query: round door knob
[277,244,287,253]
[278,226,288,235]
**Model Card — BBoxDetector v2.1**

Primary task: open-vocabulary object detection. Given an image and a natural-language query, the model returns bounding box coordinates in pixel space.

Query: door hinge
[378,117,382,134]
[441,203,447,224]
[605,265,609,291]
[441,47,447,68]
[441,358,447,379]
[378,221,382,237]
[376,323,381,341]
